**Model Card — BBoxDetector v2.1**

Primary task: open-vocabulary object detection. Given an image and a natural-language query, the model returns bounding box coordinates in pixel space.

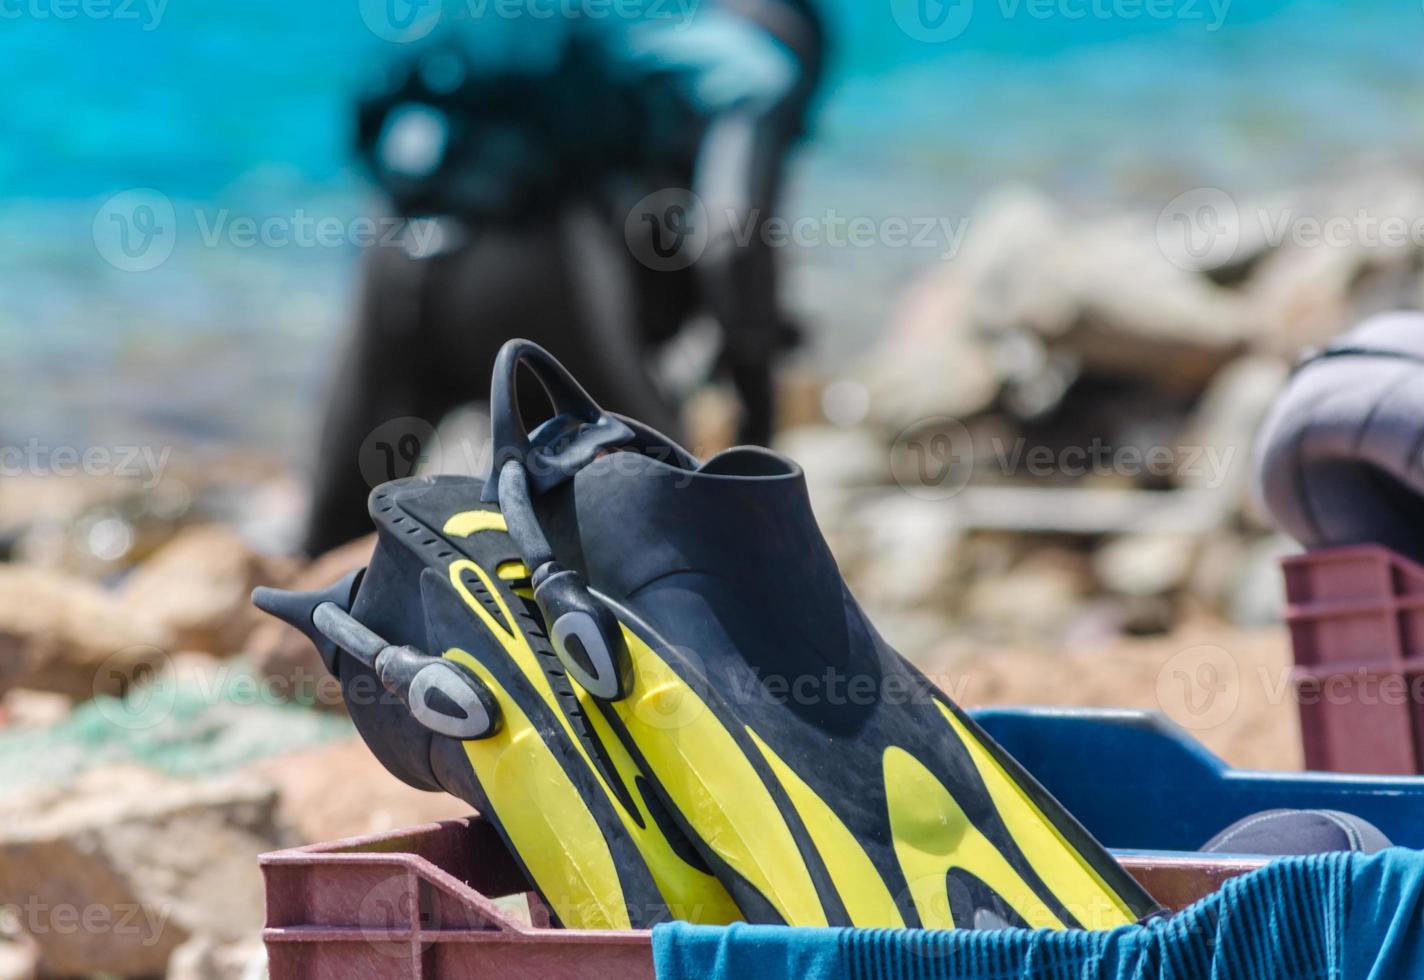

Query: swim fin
[481,338,1163,930]
[253,474,741,930]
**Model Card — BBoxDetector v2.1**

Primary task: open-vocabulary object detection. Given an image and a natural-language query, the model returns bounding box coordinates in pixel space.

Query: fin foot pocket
[477,337,1161,929]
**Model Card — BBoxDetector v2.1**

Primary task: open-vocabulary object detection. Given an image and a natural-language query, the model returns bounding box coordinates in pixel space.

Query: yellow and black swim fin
[481,339,1163,930]
[254,474,741,930]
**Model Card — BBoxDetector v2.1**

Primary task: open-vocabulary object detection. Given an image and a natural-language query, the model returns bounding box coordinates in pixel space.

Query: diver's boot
[483,338,1162,930]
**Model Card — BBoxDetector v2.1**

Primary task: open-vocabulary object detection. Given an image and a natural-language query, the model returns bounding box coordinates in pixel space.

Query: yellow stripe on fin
[443,649,631,930]
[497,560,531,581]
[884,746,1065,931]
[609,628,827,927]
[936,702,1136,929]
[448,559,739,924]
[443,510,509,537]
[747,728,905,928]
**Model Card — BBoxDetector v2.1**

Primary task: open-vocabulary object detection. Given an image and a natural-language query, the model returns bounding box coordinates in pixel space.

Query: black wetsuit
[304,0,825,555]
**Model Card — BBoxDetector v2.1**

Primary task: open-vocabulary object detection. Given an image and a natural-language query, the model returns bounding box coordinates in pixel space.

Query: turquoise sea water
[2,0,1422,453]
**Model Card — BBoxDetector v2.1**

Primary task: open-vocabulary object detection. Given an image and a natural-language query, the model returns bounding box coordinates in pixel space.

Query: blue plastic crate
[976,707,1424,853]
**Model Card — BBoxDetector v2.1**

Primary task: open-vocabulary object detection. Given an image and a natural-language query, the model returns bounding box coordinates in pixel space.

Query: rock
[0,659,356,798]
[852,493,963,615]
[1093,533,1199,599]
[426,403,493,479]
[860,272,1004,430]
[0,766,289,978]
[0,689,71,730]
[1186,532,1247,613]
[958,549,1091,644]
[1227,534,1297,628]
[0,566,173,701]
[868,186,1254,429]
[7,479,197,579]
[0,475,157,563]
[218,474,309,559]
[959,187,1077,340]
[1175,357,1289,496]
[1056,218,1252,393]
[1246,171,1424,355]
[861,188,1066,430]
[246,535,375,711]
[862,609,960,665]
[772,426,886,535]
[943,485,1229,536]
[167,936,266,980]
[0,936,37,980]
[121,524,289,657]
[245,738,470,844]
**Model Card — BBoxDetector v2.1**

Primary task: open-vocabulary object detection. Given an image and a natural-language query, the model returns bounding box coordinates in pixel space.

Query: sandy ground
[932,621,1302,772]
[247,740,472,844]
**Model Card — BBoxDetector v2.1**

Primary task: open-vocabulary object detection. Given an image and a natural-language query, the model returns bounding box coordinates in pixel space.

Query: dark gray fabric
[1254,311,1424,562]
[303,213,683,556]
[1203,808,1393,856]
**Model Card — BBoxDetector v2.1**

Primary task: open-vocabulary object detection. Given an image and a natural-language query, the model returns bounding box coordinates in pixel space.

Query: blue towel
[653,849,1424,979]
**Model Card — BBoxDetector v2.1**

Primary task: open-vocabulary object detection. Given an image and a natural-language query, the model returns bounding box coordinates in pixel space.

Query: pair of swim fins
[254,339,1160,932]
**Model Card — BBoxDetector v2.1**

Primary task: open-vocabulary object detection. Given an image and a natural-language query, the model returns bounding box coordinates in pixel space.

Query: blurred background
[3,0,1424,975]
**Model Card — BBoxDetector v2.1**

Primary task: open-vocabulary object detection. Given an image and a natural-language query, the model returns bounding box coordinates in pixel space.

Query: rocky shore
[7,168,1424,976]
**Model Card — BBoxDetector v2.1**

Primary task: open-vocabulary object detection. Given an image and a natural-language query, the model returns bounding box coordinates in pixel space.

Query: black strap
[1295,345,1424,374]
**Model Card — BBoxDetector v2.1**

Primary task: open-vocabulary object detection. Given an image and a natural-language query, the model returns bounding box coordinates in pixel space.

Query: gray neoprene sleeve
[1255,311,1424,561]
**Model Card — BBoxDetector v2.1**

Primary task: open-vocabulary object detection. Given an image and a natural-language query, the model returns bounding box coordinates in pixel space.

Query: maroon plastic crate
[1283,544,1424,774]
[261,817,1264,979]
